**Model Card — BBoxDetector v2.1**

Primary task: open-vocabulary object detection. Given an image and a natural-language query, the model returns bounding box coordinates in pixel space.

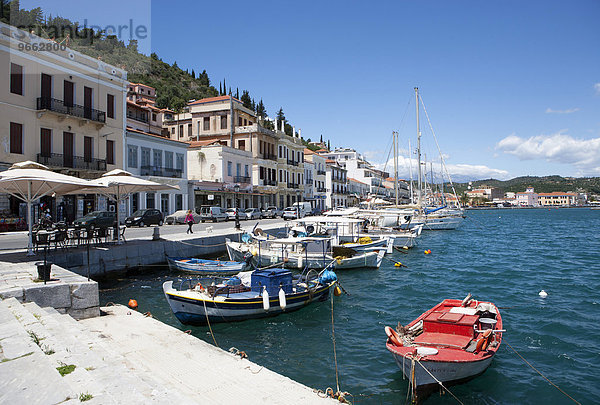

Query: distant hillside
[451,176,600,195]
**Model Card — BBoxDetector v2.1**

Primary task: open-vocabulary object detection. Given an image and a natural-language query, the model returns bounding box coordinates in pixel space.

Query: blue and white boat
[166,256,247,276]
[162,268,338,325]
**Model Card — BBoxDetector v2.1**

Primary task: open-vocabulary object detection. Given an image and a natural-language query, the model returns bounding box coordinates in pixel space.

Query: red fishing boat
[385,295,503,397]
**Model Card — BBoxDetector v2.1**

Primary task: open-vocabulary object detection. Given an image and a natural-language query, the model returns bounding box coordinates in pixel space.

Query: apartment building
[125,83,188,216]
[0,21,127,222]
[538,192,577,206]
[516,187,539,207]
[325,160,348,209]
[303,148,327,212]
[163,96,304,209]
[187,140,254,210]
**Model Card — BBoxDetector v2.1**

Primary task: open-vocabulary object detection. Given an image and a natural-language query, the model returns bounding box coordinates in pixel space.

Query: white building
[516,187,539,207]
[303,148,327,212]
[126,128,189,215]
[325,159,348,209]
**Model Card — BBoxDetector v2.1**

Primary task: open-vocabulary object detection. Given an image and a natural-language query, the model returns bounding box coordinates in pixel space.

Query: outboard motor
[243,251,254,267]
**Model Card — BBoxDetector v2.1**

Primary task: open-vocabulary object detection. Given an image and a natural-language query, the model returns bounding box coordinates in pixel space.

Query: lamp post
[234,184,240,229]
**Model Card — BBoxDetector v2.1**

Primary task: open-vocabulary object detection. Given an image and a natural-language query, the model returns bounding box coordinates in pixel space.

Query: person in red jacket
[185,210,195,234]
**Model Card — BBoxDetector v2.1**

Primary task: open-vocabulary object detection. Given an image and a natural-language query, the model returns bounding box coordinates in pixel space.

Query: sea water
[100,208,600,404]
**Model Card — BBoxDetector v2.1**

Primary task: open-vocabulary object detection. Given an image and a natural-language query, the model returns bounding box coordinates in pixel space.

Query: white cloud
[594,83,600,94]
[496,131,600,174]
[545,107,580,114]
[371,156,509,181]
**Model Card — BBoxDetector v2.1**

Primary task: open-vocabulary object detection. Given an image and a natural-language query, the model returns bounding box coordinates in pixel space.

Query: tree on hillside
[256,99,267,118]
[219,82,222,96]
[191,69,195,78]
[241,90,252,109]
[235,88,239,99]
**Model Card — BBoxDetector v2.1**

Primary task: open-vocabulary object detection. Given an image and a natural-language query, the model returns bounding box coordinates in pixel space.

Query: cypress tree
[219,82,222,96]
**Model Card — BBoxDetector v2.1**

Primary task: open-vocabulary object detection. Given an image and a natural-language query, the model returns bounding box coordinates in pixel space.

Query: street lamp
[234,184,241,229]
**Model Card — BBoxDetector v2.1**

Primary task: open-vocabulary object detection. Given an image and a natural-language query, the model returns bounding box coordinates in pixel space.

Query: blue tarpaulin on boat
[424,205,447,214]
[319,269,337,284]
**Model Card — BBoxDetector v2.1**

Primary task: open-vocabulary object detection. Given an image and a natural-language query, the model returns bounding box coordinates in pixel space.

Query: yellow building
[538,192,577,206]
[0,21,127,221]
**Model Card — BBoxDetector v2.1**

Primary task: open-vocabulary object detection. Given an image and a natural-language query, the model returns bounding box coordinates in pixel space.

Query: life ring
[385,326,403,347]
[475,329,492,352]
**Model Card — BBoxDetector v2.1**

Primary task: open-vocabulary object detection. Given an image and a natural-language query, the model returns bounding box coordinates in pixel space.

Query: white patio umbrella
[0,161,105,255]
[75,169,178,244]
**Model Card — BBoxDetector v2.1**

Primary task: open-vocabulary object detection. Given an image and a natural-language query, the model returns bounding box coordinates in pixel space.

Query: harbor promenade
[0,218,335,404]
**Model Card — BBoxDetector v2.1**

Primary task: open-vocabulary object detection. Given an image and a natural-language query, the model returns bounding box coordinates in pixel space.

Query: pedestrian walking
[185,210,195,234]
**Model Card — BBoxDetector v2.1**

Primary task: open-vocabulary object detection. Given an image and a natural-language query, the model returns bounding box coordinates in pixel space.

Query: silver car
[165,210,200,225]
[244,208,262,220]
[225,208,245,221]
[263,206,282,218]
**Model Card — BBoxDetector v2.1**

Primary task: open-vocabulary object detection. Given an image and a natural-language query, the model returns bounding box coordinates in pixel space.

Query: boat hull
[163,280,333,324]
[167,257,245,275]
[423,215,464,230]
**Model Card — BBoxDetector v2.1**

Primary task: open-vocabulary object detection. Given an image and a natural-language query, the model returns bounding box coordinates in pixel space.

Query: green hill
[451,176,600,196]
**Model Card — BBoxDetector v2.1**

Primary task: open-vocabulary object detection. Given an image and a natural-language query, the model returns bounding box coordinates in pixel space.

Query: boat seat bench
[413,332,473,349]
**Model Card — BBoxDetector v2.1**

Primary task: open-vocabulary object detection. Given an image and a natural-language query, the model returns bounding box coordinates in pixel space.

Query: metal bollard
[152,226,160,240]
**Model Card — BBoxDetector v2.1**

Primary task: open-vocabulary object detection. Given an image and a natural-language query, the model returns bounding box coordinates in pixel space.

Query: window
[146,192,155,209]
[152,113,157,121]
[203,117,210,131]
[238,117,242,127]
[187,124,192,138]
[178,125,183,138]
[279,145,282,158]
[279,170,282,182]
[165,151,173,169]
[128,145,138,168]
[153,149,162,168]
[10,63,23,95]
[227,161,232,177]
[175,194,183,211]
[40,128,51,157]
[221,115,227,129]
[260,166,265,180]
[141,147,150,167]
[171,127,175,134]
[238,140,245,150]
[107,94,115,119]
[243,119,247,126]
[245,165,249,177]
[10,123,23,154]
[106,140,114,164]
[236,163,241,177]
[259,141,263,154]
[176,153,184,171]
[84,136,93,163]
[64,80,74,107]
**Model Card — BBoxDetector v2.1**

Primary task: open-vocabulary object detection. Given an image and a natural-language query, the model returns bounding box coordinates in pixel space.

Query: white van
[200,206,228,222]
[292,202,312,218]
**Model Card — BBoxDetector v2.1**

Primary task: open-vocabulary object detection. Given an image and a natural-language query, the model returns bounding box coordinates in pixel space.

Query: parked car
[165,210,200,225]
[282,206,301,220]
[225,208,244,221]
[310,207,323,216]
[263,206,282,218]
[244,208,262,220]
[73,211,116,229]
[200,206,228,222]
[125,209,164,227]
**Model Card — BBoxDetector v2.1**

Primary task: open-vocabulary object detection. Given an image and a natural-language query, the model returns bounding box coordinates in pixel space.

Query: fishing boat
[166,256,247,275]
[384,295,503,398]
[226,236,386,270]
[162,268,338,324]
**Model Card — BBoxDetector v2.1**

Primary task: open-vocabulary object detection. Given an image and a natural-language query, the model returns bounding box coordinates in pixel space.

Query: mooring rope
[202,298,218,347]
[330,291,340,393]
[504,339,581,405]
[412,357,464,405]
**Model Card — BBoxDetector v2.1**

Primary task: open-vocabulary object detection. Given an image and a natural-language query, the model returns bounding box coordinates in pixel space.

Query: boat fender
[475,329,493,353]
[279,287,287,310]
[334,284,342,296]
[262,286,270,311]
[385,326,403,347]
[128,299,138,310]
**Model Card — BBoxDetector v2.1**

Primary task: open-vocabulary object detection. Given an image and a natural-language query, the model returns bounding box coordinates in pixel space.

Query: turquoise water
[100,208,600,404]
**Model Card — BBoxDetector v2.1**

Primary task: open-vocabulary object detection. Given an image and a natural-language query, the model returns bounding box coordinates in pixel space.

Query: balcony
[317,187,327,193]
[287,182,299,189]
[37,153,106,171]
[305,178,314,185]
[37,97,106,123]
[263,179,277,186]
[261,153,277,161]
[140,165,183,178]
[287,159,299,167]
[127,111,148,123]
[234,175,251,184]
[317,170,326,176]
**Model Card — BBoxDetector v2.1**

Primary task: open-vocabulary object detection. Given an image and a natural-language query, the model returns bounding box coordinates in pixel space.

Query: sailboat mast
[415,87,422,207]
[408,139,413,204]
[393,131,398,205]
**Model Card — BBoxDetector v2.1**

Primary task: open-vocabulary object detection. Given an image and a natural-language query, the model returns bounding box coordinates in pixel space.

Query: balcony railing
[140,165,183,178]
[127,111,148,123]
[287,159,299,167]
[305,178,314,185]
[37,153,106,171]
[263,179,277,186]
[287,182,299,189]
[316,170,326,175]
[37,97,106,123]
[316,187,327,193]
[234,175,251,183]
[261,153,277,161]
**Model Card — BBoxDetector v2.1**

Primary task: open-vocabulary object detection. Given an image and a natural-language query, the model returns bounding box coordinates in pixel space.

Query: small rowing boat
[166,256,247,275]
[385,295,503,400]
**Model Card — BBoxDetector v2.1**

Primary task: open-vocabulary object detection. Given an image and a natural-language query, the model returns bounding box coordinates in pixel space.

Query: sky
[22,0,600,181]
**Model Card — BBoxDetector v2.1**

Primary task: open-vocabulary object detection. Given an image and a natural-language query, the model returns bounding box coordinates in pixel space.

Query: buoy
[278,287,287,310]
[334,284,342,296]
[424,249,431,255]
[128,299,138,310]
[539,290,548,298]
[262,286,270,311]
[394,262,401,267]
